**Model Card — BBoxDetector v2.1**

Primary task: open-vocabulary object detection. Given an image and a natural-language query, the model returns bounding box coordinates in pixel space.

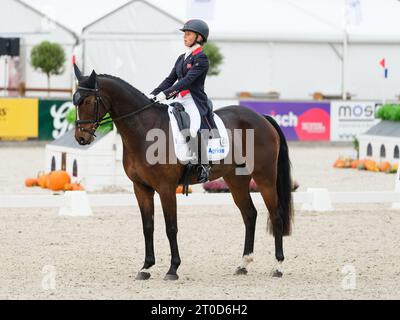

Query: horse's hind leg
[223,174,257,275]
[252,174,284,277]
[134,182,156,280]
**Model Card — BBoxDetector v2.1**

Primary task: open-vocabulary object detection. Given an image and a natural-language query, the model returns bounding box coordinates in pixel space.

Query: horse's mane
[97,74,167,109]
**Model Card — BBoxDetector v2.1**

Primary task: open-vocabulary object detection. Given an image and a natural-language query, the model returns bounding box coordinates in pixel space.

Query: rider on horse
[148,19,213,183]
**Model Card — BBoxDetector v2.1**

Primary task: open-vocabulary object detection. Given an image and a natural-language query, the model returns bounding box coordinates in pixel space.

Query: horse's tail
[264,115,294,236]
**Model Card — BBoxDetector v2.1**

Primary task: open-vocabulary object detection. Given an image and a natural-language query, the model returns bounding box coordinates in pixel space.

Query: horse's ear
[87,70,97,89]
[73,63,82,81]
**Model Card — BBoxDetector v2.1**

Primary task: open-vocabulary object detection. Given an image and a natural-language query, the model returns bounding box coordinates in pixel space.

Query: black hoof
[164,274,179,281]
[136,271,151,280]
[235,267,248,275]
[272,269,283,278]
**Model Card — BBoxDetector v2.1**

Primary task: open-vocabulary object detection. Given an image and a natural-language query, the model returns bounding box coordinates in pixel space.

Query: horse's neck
[109,96,169,153]
[101,78,169,152]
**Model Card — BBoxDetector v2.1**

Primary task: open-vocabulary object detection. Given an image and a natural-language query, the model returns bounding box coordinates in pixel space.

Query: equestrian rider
[148,19,212,182]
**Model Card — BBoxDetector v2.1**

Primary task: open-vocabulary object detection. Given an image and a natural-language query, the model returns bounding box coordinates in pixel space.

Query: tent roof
[83,0,183,35]
[365,120,400,138]
[1,0,78,43]
[49,129,109,149]
[82,0,400,43]
[0,0,78,42]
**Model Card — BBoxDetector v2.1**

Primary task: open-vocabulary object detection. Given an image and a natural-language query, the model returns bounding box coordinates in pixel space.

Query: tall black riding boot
[196,130,211,183]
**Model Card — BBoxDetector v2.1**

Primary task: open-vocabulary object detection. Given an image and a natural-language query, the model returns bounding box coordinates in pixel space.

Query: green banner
[39,99,74,140]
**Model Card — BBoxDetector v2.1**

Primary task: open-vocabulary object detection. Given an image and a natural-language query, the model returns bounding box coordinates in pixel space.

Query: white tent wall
[82,37,183,95]
[205,41,343,100]
[346,43,400,100]
[0,0,77,97]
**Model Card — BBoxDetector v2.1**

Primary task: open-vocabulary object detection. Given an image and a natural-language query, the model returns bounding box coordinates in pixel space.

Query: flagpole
[382,65,386,106]
[342,0,348,101]
[342,31,348,101]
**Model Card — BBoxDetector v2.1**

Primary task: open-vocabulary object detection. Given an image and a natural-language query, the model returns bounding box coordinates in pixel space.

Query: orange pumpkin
[63,183,74,191]
[334,159,345,168]
[48,170,71,191]
[364,160,377,172]
[351,160,358,169]
[25,178,38,187]
[378,161,391,172]
[72,183,84,191]
[37,173,49,188]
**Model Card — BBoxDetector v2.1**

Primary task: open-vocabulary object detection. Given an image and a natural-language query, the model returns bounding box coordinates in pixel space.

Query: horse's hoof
[271,269,283,278]
[136,271,151,280]
[235,267,248,275]
[164,274,179,281]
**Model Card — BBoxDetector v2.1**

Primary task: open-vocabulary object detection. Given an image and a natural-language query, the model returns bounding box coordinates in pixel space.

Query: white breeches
[169,93,201,137]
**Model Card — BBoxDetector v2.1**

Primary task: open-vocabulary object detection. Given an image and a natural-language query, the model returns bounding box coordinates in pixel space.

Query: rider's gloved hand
[147,93,156,101]
[154,92,166,103]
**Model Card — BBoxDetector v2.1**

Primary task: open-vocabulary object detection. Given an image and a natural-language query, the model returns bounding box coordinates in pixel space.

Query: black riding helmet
[180,19,209,44]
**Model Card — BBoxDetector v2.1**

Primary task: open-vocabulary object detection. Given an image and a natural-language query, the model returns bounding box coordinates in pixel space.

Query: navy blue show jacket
[151,47,210,118]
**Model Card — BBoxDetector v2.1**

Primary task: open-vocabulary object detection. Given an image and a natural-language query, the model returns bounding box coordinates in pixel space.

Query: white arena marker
[59,191,93,217]
[392,161,400,210]
[301,188,333,212]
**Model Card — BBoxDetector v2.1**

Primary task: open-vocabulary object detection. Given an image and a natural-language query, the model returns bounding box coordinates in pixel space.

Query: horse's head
[72,64,109,145]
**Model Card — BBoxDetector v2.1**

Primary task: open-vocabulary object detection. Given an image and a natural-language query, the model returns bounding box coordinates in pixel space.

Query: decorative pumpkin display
[333,157,399,174]
[25,171,85,191]
[25,178,38,187]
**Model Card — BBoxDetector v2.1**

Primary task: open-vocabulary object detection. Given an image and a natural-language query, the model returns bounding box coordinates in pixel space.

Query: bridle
[73,83,158,137]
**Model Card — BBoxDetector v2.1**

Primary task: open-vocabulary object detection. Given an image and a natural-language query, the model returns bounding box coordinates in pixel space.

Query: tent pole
[342,31,348,101]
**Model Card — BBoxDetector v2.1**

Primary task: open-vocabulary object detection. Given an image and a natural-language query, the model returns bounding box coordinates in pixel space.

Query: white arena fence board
[0,191,399,211]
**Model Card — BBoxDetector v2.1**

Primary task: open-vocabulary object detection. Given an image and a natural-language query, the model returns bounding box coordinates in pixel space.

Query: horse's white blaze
[240,253,254,269]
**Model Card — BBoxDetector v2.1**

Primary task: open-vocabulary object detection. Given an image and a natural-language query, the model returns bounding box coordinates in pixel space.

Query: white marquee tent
[0,0,77,97]
[47,0,400,101]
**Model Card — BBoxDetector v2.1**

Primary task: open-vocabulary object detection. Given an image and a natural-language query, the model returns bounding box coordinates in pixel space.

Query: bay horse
[73,66,293,280]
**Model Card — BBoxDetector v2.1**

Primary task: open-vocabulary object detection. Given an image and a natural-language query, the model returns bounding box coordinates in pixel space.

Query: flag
[346,0,363,26]
[187,0,216,20]
[380,58,388,79]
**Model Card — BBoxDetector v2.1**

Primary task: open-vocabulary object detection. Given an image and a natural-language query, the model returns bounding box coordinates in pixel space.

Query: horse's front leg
[134,182,156,280]
[159,188,181,280]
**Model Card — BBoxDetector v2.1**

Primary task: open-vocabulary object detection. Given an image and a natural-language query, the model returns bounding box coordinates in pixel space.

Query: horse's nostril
[79,137,86,144]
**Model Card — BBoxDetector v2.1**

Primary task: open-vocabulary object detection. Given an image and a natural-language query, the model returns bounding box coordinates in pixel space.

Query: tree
[30,41,66,95]
[203,42,224,76]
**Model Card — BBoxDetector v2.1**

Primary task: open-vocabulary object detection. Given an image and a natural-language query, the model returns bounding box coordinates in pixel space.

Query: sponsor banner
[39,100,74,140]
[240,100,330,141]
[0,98,39,139]
[330,101,382,141]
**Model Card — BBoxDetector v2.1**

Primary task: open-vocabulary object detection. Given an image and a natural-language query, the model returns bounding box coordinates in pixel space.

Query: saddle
[171,102,190,138]
[167,102,230,195]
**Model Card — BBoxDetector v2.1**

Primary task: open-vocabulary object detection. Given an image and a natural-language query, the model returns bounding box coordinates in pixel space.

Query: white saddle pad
[167,105,230,162]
